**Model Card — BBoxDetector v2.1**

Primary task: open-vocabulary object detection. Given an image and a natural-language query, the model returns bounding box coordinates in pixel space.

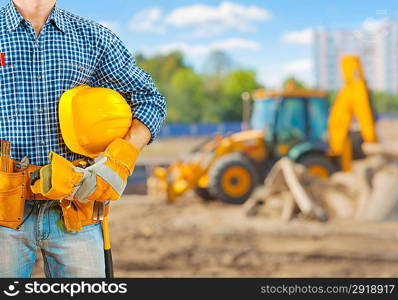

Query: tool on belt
[1,140,11,172]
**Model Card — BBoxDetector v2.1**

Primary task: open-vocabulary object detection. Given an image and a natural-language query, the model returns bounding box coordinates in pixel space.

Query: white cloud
[283,59,313,73]
[128,8,166,34]
[211,38,261,52]
[98,21,120,33]
[281,28,313,45]
[129,2,271,37]
[257,59,314,88]
[257,64,287,88]
[166,1,271,36]
[144,38,262,57]
[362,18,388,32]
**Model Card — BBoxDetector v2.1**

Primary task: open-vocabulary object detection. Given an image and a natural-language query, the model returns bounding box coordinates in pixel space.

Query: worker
[0,0,166,277]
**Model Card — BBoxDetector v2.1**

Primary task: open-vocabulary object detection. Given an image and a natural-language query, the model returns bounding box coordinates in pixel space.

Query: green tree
[371,91,398,113]
[167,68,206,123]
[136,51,187,92]
[136,51,265,123]
[282,76,308,90]
[203,50,235,77]
[219,70,263,121]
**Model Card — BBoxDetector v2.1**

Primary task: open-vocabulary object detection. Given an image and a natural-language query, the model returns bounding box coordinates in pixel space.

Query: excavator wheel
[297,154,336,178]
[194,187,215,201]
[209,153,259,205]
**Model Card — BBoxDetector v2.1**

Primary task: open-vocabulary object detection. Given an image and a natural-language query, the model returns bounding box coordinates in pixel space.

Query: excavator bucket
[147,136,222,202]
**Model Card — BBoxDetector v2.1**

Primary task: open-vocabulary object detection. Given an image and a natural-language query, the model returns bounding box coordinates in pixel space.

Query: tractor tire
[194,187,215,201]
[209,153,259,205]
[297,154,337,178]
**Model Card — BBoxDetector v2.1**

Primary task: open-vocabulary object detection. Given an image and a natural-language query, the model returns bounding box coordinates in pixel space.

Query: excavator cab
[251,95,329,151]
[250,90,336,178]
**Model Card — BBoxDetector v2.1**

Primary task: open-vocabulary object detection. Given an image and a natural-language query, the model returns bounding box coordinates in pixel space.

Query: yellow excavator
[148,56,378,204]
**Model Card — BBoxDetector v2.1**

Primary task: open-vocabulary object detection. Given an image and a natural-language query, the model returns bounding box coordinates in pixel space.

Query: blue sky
[3,0,398,87]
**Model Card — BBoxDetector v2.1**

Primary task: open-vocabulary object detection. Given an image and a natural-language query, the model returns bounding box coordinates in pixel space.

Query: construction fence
[158,114,398,138]
[158,122,242,138]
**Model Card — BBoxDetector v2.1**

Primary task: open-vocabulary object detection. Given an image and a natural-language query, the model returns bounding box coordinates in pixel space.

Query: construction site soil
[32,119,398,277]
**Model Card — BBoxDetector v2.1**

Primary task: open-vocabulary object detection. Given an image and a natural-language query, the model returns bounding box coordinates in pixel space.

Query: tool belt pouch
[60,199,109,232]
[0,168,27,229]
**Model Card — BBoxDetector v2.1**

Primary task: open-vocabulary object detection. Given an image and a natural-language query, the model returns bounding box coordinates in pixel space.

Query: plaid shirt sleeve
[89,34,166,143]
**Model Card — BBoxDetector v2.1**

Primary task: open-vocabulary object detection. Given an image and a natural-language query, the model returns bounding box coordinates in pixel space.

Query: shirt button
[39,141,46,146]
[37,108,44,113]
[36,75,42,80]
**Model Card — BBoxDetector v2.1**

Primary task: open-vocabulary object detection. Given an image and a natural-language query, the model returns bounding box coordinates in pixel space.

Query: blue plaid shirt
[0,2,166,165]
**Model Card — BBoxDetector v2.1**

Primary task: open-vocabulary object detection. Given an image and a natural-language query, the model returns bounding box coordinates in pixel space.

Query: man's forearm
[124,118,151,151]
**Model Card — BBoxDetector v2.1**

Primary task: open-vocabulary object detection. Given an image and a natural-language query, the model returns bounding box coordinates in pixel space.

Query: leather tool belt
[0,161,108,231]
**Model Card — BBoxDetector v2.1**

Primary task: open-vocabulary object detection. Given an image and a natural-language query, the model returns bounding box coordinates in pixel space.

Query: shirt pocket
[0,65,18,119]
[59,61,92,91]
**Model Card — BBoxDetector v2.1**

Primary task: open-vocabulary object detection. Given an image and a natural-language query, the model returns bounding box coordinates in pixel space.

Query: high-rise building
[313,20,398,93]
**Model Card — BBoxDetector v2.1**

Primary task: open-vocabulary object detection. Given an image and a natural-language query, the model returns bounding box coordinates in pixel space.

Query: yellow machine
[149,56,378,204]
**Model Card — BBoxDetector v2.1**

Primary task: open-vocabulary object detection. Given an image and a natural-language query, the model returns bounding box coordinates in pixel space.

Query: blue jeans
[0,200,105,278]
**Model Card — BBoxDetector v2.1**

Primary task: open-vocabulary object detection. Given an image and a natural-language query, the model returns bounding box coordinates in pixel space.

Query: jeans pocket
[80,221,101,232]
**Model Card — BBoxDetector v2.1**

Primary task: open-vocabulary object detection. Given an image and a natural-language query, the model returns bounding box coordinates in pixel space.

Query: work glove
[72,138,139,202]
[30,152,85,200]
[30,138,139,202]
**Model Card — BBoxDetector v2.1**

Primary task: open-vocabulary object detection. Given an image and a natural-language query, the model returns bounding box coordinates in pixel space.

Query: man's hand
[73,119,149,202]
[73,138,139,202]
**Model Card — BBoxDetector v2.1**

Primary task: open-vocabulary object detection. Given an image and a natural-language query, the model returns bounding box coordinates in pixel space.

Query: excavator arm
[328,56,378,170]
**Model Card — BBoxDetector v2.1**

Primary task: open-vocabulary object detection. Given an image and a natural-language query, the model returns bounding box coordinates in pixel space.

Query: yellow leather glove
[73,138,139,202]
[30,152,84,199]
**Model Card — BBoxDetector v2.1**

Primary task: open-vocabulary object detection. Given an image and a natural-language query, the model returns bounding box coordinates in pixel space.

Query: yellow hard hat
[59,85,133,158]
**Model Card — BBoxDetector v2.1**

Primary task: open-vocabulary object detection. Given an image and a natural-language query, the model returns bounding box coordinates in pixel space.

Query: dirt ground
[32,119,398,277]
[110,195,398,278]
[32,194,398,278]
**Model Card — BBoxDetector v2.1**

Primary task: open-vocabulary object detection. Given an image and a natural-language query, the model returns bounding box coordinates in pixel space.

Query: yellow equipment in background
[149,56,378,204]
[328,56,377,171]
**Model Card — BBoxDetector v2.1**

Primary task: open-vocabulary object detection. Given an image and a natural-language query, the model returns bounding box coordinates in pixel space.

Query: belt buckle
[59,198,72,209]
